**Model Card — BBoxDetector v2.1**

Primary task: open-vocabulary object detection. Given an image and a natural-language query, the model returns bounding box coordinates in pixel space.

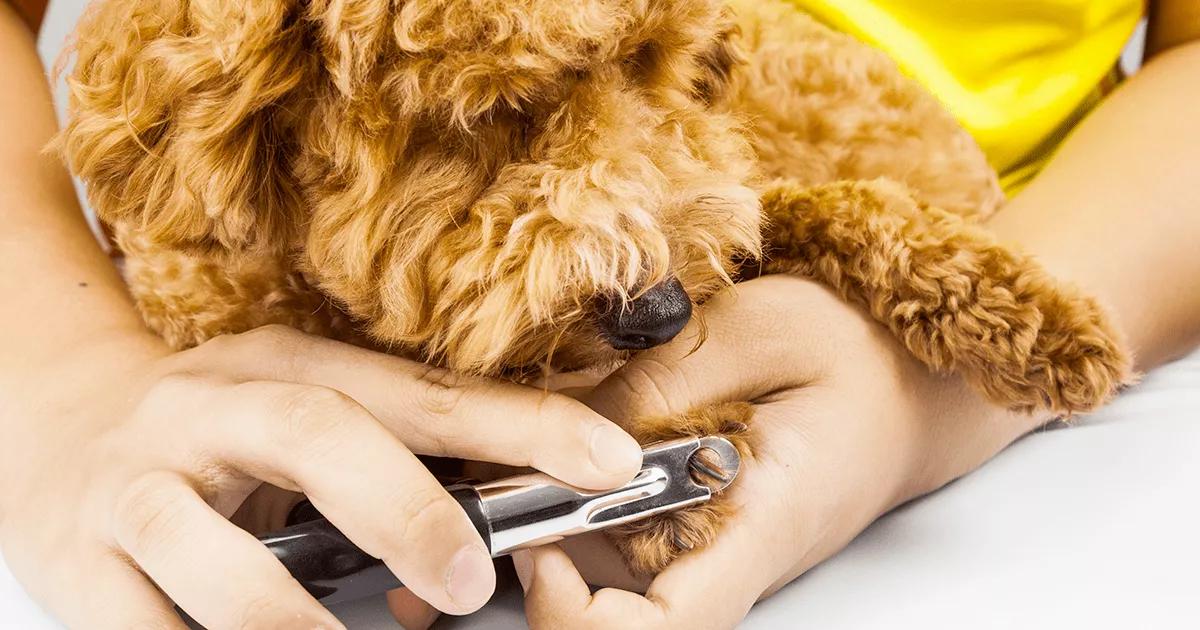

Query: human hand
[0,325,642,629]
[513,275,1051,628]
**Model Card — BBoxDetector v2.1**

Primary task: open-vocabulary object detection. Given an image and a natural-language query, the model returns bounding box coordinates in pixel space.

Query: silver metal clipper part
[260,434,741,604]
[474,434,741,554]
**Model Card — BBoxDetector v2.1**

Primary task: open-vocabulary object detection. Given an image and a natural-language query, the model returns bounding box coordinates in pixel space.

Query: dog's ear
[693,14,745,105]
[56,0,313,250]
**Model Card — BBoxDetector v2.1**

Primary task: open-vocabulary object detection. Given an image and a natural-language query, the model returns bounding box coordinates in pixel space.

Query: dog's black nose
[598,277,692,351]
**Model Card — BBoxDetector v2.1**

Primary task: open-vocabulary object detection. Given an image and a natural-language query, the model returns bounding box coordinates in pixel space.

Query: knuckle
[233,325,319,381]
[198,331,238,352]
[236,325,304,364]
[273,387,360,454]
[609,359,686,417]
[242,323,299,345]
[413,365,468,418]
[391,487,461,547]
[138,373,211,416]
[113,475,187,555]
[529,394,587,439]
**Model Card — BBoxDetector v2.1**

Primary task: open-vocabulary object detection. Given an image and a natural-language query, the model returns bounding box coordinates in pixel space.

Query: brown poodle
[57,0,1129,575]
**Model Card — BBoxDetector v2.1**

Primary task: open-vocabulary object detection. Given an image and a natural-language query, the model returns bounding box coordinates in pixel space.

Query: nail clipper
[258,435,741,605]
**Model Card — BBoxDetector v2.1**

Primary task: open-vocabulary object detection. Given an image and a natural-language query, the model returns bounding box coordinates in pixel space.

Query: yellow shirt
[788,0,1143,193]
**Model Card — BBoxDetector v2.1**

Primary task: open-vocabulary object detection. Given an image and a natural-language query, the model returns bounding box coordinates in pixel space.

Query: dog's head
[61,0,761,375]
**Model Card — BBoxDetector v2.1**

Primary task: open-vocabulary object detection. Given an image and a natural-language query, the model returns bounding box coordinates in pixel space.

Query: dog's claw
[688,447,733,487]
[723,421,750,434]
[612,403,753,574]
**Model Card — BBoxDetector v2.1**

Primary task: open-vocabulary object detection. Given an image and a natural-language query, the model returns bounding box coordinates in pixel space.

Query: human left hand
[510,274,1053,628]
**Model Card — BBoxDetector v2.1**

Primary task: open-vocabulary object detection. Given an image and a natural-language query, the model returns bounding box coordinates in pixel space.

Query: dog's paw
[608,401,753,575]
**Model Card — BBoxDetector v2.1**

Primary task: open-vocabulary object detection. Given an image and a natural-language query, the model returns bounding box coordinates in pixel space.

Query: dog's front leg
[607,401,755,576]
[759,177,1131,416]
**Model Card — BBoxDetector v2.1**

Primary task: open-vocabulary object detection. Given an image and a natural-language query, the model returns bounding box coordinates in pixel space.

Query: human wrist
[896,371,1053,503]
[769,278,1036,505]
[0,321,167,452]
[3,320,167,387]
[0,325,165,494]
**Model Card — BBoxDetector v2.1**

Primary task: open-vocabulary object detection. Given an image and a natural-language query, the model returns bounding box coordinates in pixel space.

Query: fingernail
[511,550,534,594]
[445,545,495,610]
[589,424,641,475]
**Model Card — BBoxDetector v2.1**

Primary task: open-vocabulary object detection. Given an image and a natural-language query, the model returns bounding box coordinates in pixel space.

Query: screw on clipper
[688,445,737,488]
[475,435,744,553]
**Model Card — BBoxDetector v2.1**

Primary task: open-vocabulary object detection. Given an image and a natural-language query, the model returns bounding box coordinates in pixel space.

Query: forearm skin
[987,41,1200,372]
[0,4,159,387]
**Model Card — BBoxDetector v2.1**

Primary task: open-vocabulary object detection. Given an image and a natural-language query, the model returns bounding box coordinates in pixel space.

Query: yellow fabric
[788,0,1142,193]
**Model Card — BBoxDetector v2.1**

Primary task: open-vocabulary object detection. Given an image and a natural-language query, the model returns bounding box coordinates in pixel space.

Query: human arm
[5,0,42,30]
[1148,0,1200,56]
[514,9,1200,626]
[0,0,151,398]
[987,27,1200,370]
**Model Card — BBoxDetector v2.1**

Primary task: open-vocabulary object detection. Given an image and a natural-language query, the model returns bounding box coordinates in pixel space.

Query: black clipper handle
[255,436,739,606]
[259,484,488,605]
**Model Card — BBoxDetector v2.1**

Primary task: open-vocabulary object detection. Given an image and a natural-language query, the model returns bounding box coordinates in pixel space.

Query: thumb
[513,546,659,629]
[511,546,591,604]
[581,278,828,424]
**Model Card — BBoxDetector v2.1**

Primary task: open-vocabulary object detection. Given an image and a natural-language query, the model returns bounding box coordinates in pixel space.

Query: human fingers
[50,549,189,630]
[514,545,645,630]
[228,483,305,535]
[512,541,762,630]
[187,379,497,615]
[514,431,797,630]
[583,276,844,423]
[387,587,441,630]
[110,471,344,630]
[187,325,642,489]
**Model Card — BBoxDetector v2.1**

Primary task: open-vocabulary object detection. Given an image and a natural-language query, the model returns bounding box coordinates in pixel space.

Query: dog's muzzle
[598,277,692,351]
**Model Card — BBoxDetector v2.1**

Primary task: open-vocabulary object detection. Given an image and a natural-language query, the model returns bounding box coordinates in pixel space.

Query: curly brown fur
[115,225,359,347]
[55,0,1129,576]
[57,0,761,373]
[760,179,1132,415]
[722,0,1005,219]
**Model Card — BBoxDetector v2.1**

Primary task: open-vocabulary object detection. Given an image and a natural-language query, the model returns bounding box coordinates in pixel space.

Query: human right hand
[0,324,642,629]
